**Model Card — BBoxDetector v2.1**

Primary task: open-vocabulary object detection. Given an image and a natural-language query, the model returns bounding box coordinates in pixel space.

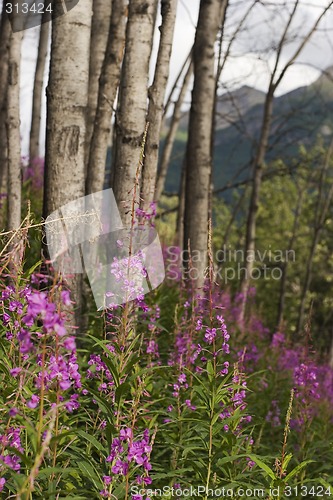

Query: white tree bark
[183,0,223,290]
[0,7,11,221]
[29,15,50,162]
[0,7,11,113]
[155,59,193,202]
[44,0,92,325]
[140,0,178,210]
[112,0,157,223]
[86,0,128,195]
[6,28,23,233]
[85,0,112,170]
[44,0,92,215]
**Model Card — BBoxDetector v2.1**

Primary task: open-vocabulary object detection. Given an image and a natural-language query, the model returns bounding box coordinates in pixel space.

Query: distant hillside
[163,66,333,197]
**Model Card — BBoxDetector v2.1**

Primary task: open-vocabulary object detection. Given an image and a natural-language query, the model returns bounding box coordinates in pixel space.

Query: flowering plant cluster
[0,239,332,498]
[0,277,81,494]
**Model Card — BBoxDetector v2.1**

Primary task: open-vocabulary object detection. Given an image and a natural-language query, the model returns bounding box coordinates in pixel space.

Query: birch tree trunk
[85,0,112,170]
[0,6,11,114]
[176,157,186,249]
[44,0,92,325]
[183,0,223,290]
[86,0,128,195]
[140,0,177,211]
[29,14,50,162]
[155,59,193,202]
[6,28,23,234]
[0,6,10,214]
[112,0,157,223]
[162,49,191,123]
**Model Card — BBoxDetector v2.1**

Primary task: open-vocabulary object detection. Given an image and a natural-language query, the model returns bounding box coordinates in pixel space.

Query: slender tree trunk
[0,117,8,205]
[221,187,247,251]
[0,7,10,221]
[0,6,11,114]
[6,28,23,234]
[86,0,128,195]
[183,0,224,290]
[277,188,303,330]
[239,86,274,319]
[44,0,92,325]
[162,48,191,123]
[29,13,50,162]
[112,0,157,223]
[85,0,112,171]
[140,0,178,210]
[296,142,333,335]
[296,228,321,337]
[155,59,193,202]
[176,156,186,249]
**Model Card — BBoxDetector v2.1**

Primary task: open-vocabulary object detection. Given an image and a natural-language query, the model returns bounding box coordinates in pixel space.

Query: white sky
[19,0,333,158]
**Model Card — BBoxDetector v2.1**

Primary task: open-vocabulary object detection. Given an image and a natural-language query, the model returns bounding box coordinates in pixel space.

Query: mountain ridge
[163,67,333,196]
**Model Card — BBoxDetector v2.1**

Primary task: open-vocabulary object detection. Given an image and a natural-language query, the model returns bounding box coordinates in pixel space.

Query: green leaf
[76,430,106,453]
[282,453,293,472]
[248,455,276,480]
[36,466,78,479]
[115,382,130,405]
[86,335,120,385]
[285,460,314,481]
[76,460,101,490]
[207,360,215,382]
[25,259,42,277]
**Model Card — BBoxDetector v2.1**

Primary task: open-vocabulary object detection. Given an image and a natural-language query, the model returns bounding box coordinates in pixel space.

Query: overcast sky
[18,0,333,158]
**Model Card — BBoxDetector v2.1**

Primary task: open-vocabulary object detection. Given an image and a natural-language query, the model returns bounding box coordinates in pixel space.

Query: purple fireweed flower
[2,312,10,324]
[0,427,24,472]
[271,332,285,348]
[106,438,124,462]
[120,428,133,441]
[27,394,40,409]
[64,336,76,351]
[10,367,22,377]
[128,440,151,465]
[146,340,159,357]
[99,489,110,498]
[185,399,196,410]
[136,475,152,485]
[0,478,5,492]
[111,459,129,475]
[204,327,217,344]
[65,394,80,412]
[8,301,23,313]
[61,290,71,306]
[8,407,19,417]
